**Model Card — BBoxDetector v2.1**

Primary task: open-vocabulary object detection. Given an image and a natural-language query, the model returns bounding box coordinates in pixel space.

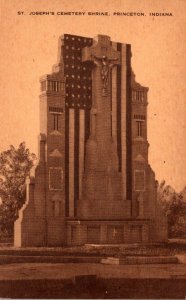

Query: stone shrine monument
[14,34,167,246]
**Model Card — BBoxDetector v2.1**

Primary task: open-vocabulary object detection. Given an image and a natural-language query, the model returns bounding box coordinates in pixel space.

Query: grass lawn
[0,240,186,257]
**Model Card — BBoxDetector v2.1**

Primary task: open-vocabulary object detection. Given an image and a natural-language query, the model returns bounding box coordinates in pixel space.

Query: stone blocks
[66,220,150,246]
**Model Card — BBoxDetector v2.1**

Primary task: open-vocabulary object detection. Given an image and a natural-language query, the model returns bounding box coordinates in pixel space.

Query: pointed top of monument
[94,35,111,47]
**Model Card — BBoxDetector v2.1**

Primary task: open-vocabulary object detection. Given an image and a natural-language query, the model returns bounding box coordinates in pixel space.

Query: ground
[1,262,186,280]
[1,239,186,256]
[0,263,186,298]
[0,240,186,298]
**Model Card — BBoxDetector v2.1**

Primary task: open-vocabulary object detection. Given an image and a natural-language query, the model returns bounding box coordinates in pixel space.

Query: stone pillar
[78,35,131,220]
[14,177,39,247]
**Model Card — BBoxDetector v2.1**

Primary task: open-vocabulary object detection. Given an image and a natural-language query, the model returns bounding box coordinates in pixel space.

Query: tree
[158,180,186,237]
[0,142,36,236]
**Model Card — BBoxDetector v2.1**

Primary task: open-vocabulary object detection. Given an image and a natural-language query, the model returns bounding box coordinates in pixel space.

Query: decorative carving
[49,149,63,157]
[49,167,63,190]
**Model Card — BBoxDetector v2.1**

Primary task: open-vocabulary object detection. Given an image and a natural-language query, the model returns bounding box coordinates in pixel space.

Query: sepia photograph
[0,0,186,298]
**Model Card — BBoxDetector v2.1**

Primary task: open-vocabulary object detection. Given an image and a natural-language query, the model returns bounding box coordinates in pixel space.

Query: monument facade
[14,34,167,246]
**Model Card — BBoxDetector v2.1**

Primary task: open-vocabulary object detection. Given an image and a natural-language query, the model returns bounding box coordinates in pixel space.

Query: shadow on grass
[0,278,185,299]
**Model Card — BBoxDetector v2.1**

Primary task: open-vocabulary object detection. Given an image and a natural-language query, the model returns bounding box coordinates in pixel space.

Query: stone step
[0,255,100,264]
[0,249,101,256]
[0,254,179,265]
[101,256,178,265]
[85,242,164,248]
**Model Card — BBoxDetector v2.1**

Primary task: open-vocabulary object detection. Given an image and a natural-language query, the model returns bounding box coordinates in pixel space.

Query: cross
[82,35,120,96]
[113,228,117,237]
[81,35,121,173]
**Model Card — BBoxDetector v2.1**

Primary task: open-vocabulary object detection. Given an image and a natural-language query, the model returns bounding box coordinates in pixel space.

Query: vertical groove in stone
[117,43,122,172]
[74,108,79,216]
[121,44,127,200]
[84,108,90,166]
[111,42,117,140]
[69,108,75,217]
[79,109,85,200]
[110,69,112,137]
[126,44,132,201]
[85,109,90,141]
[65,107,69,217]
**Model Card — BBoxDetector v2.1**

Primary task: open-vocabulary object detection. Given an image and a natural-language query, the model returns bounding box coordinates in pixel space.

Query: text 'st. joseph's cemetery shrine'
[14,34,167,247]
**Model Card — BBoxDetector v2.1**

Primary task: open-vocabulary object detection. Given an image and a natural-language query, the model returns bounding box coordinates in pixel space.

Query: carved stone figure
[93,55,118,92]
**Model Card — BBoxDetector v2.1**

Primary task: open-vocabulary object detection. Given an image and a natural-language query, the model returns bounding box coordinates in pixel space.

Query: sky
[0,0,186,192]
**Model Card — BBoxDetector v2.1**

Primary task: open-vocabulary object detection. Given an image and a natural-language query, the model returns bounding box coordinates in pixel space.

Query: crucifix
[82,35,120,98]
[93,55,119,95]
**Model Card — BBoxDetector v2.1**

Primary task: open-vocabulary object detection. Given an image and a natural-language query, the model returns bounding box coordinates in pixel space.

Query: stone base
[66,219,149,246]
[14,217,46,247]
[14,216,66,247]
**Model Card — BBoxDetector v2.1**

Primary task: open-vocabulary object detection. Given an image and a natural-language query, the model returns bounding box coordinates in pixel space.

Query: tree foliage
[0,142,36,236]
[158,180,186,238]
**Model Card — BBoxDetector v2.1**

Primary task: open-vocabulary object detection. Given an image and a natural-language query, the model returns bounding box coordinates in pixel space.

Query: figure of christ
[93,55,118,89]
